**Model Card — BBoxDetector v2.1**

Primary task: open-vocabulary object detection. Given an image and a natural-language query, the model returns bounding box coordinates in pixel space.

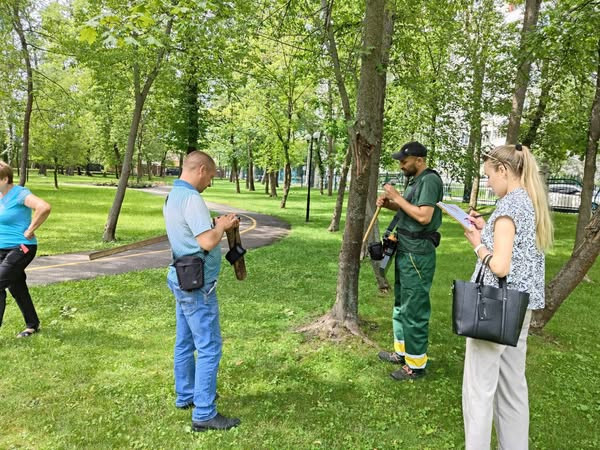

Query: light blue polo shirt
[163,179,221,284]
[0,185,37,248]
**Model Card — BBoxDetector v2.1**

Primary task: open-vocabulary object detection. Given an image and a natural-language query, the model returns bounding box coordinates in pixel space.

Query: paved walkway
[26,186,290,286]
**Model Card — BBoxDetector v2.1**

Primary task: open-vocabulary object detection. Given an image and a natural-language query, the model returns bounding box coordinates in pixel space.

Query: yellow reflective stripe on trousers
[405,353,427,369]
[409,253,423,280]
[394,340,405,355]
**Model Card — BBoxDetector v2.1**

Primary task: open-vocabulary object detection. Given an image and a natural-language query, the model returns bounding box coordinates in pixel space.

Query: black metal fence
[378,173,600,214]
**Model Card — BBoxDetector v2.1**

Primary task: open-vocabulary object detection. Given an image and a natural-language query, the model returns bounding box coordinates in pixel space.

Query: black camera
[368,241,384,260]
[368,233,398,261]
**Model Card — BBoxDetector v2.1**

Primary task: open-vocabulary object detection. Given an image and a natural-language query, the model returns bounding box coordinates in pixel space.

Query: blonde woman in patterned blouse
[462,144,553,450]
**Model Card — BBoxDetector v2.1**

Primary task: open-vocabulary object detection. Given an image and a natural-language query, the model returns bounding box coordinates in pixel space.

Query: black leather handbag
[452,257,529,347]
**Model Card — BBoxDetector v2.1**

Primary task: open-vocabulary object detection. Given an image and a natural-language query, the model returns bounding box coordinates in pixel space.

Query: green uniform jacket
[395,169,443,254]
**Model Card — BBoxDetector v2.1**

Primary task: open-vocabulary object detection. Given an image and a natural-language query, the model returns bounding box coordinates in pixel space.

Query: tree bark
[505,0,541,145]
[280,97,294,208]
[531,208,600,329]
[522,58,554,148]
[327,79,335,197]
[322,0,359,231]
[328,147,351,232]
[269,171,278,197]
[231,155,240,194]
[113,143,121,179]
[146,158,153,180]
[186,79,199,154]
[160,150,167,177]
[467,58,487,209]
[53,157,59,190]
[315,138,326,196]
[12,4,33,187]
[328,0,390,331]
[363,9,394,293]
[247,143,255,191]
[136,117,145,184]
[103,19,173,242]
[574,39,600,250]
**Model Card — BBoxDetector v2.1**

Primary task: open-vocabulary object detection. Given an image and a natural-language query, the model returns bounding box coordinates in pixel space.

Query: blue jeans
[168,278,222,422]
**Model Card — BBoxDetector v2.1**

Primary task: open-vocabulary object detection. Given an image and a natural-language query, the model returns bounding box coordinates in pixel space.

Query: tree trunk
[315,139,326,196]
[328,147,351,232]
[264,170,270,194]
[363,9,394,294]
[53,157,59,189]
[280,96,294,208]
[186,79,199,154]
[280,162,291,207]
[136,119,144,184]
[322,0,360,229]
[522,58,554,148]
[113,143,121,179]
[103,20,173,242]
[247,144,255,191]
[12,4,33,187]
[468,63,486,209]
[574,39,600,249]
[307,0,390,336]
[532,208,600,329]
[146,158,153,180]
[327,80,335,197]
[231,156,240,193]
[505,0,542,145]
[269,171,278,197]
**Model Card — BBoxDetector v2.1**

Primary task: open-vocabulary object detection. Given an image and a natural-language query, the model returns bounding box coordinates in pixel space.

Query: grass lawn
[17,173,176,255]
[1,178,599,449]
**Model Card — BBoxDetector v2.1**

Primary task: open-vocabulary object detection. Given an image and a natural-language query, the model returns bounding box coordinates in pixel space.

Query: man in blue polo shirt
[163,151,240,432]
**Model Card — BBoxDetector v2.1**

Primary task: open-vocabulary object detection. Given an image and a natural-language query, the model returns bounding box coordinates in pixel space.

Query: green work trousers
[392,250,436,369]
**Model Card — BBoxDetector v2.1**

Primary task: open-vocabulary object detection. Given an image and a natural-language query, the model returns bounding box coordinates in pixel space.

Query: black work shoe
[378,351,406,365]
[192,413,241,432]
[390,365,426,381]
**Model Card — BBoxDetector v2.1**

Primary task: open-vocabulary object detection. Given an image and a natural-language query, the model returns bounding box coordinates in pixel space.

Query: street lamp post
[306,131,320,222]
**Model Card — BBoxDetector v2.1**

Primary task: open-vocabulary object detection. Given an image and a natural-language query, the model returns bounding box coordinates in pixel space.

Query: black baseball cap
[391,141,428,161]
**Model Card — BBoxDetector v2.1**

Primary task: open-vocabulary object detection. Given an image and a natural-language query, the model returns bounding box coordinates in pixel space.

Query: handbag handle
[476,254,508,289]
[475,254,492,285]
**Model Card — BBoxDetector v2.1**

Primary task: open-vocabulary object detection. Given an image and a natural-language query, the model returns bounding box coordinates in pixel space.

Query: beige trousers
[462,310,532,450]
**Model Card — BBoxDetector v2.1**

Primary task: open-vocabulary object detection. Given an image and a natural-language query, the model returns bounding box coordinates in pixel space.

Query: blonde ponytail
[520,146,554,251]
[483,144,554,251]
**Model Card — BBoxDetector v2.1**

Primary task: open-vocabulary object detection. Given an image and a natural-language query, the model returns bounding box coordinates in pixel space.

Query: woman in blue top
[0,162,51,338]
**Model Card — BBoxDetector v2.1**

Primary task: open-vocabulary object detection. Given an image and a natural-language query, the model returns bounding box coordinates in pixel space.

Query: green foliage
[0,181,598,448]
[520,0,600,162]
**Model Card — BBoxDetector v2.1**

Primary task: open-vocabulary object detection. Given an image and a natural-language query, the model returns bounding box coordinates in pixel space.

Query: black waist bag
[174,255,204,291]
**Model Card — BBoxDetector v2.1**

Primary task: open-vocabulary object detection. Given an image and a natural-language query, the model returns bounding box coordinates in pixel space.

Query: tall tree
[573,39,600,248]
[321,0,361,232]
[102,19,173,241]
[301,0,393,337]
[505,0,542,144]
[76,2,177,241]
[2,0,34,186]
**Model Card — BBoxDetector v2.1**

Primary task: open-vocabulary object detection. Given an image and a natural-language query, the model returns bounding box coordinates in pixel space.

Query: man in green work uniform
[376,141,443,380]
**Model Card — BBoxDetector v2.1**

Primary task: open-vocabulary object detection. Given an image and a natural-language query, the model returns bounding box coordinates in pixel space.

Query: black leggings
[0,245,39,330]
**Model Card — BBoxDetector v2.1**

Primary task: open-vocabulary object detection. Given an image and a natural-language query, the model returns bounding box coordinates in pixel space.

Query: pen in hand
[471,212,492,218]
